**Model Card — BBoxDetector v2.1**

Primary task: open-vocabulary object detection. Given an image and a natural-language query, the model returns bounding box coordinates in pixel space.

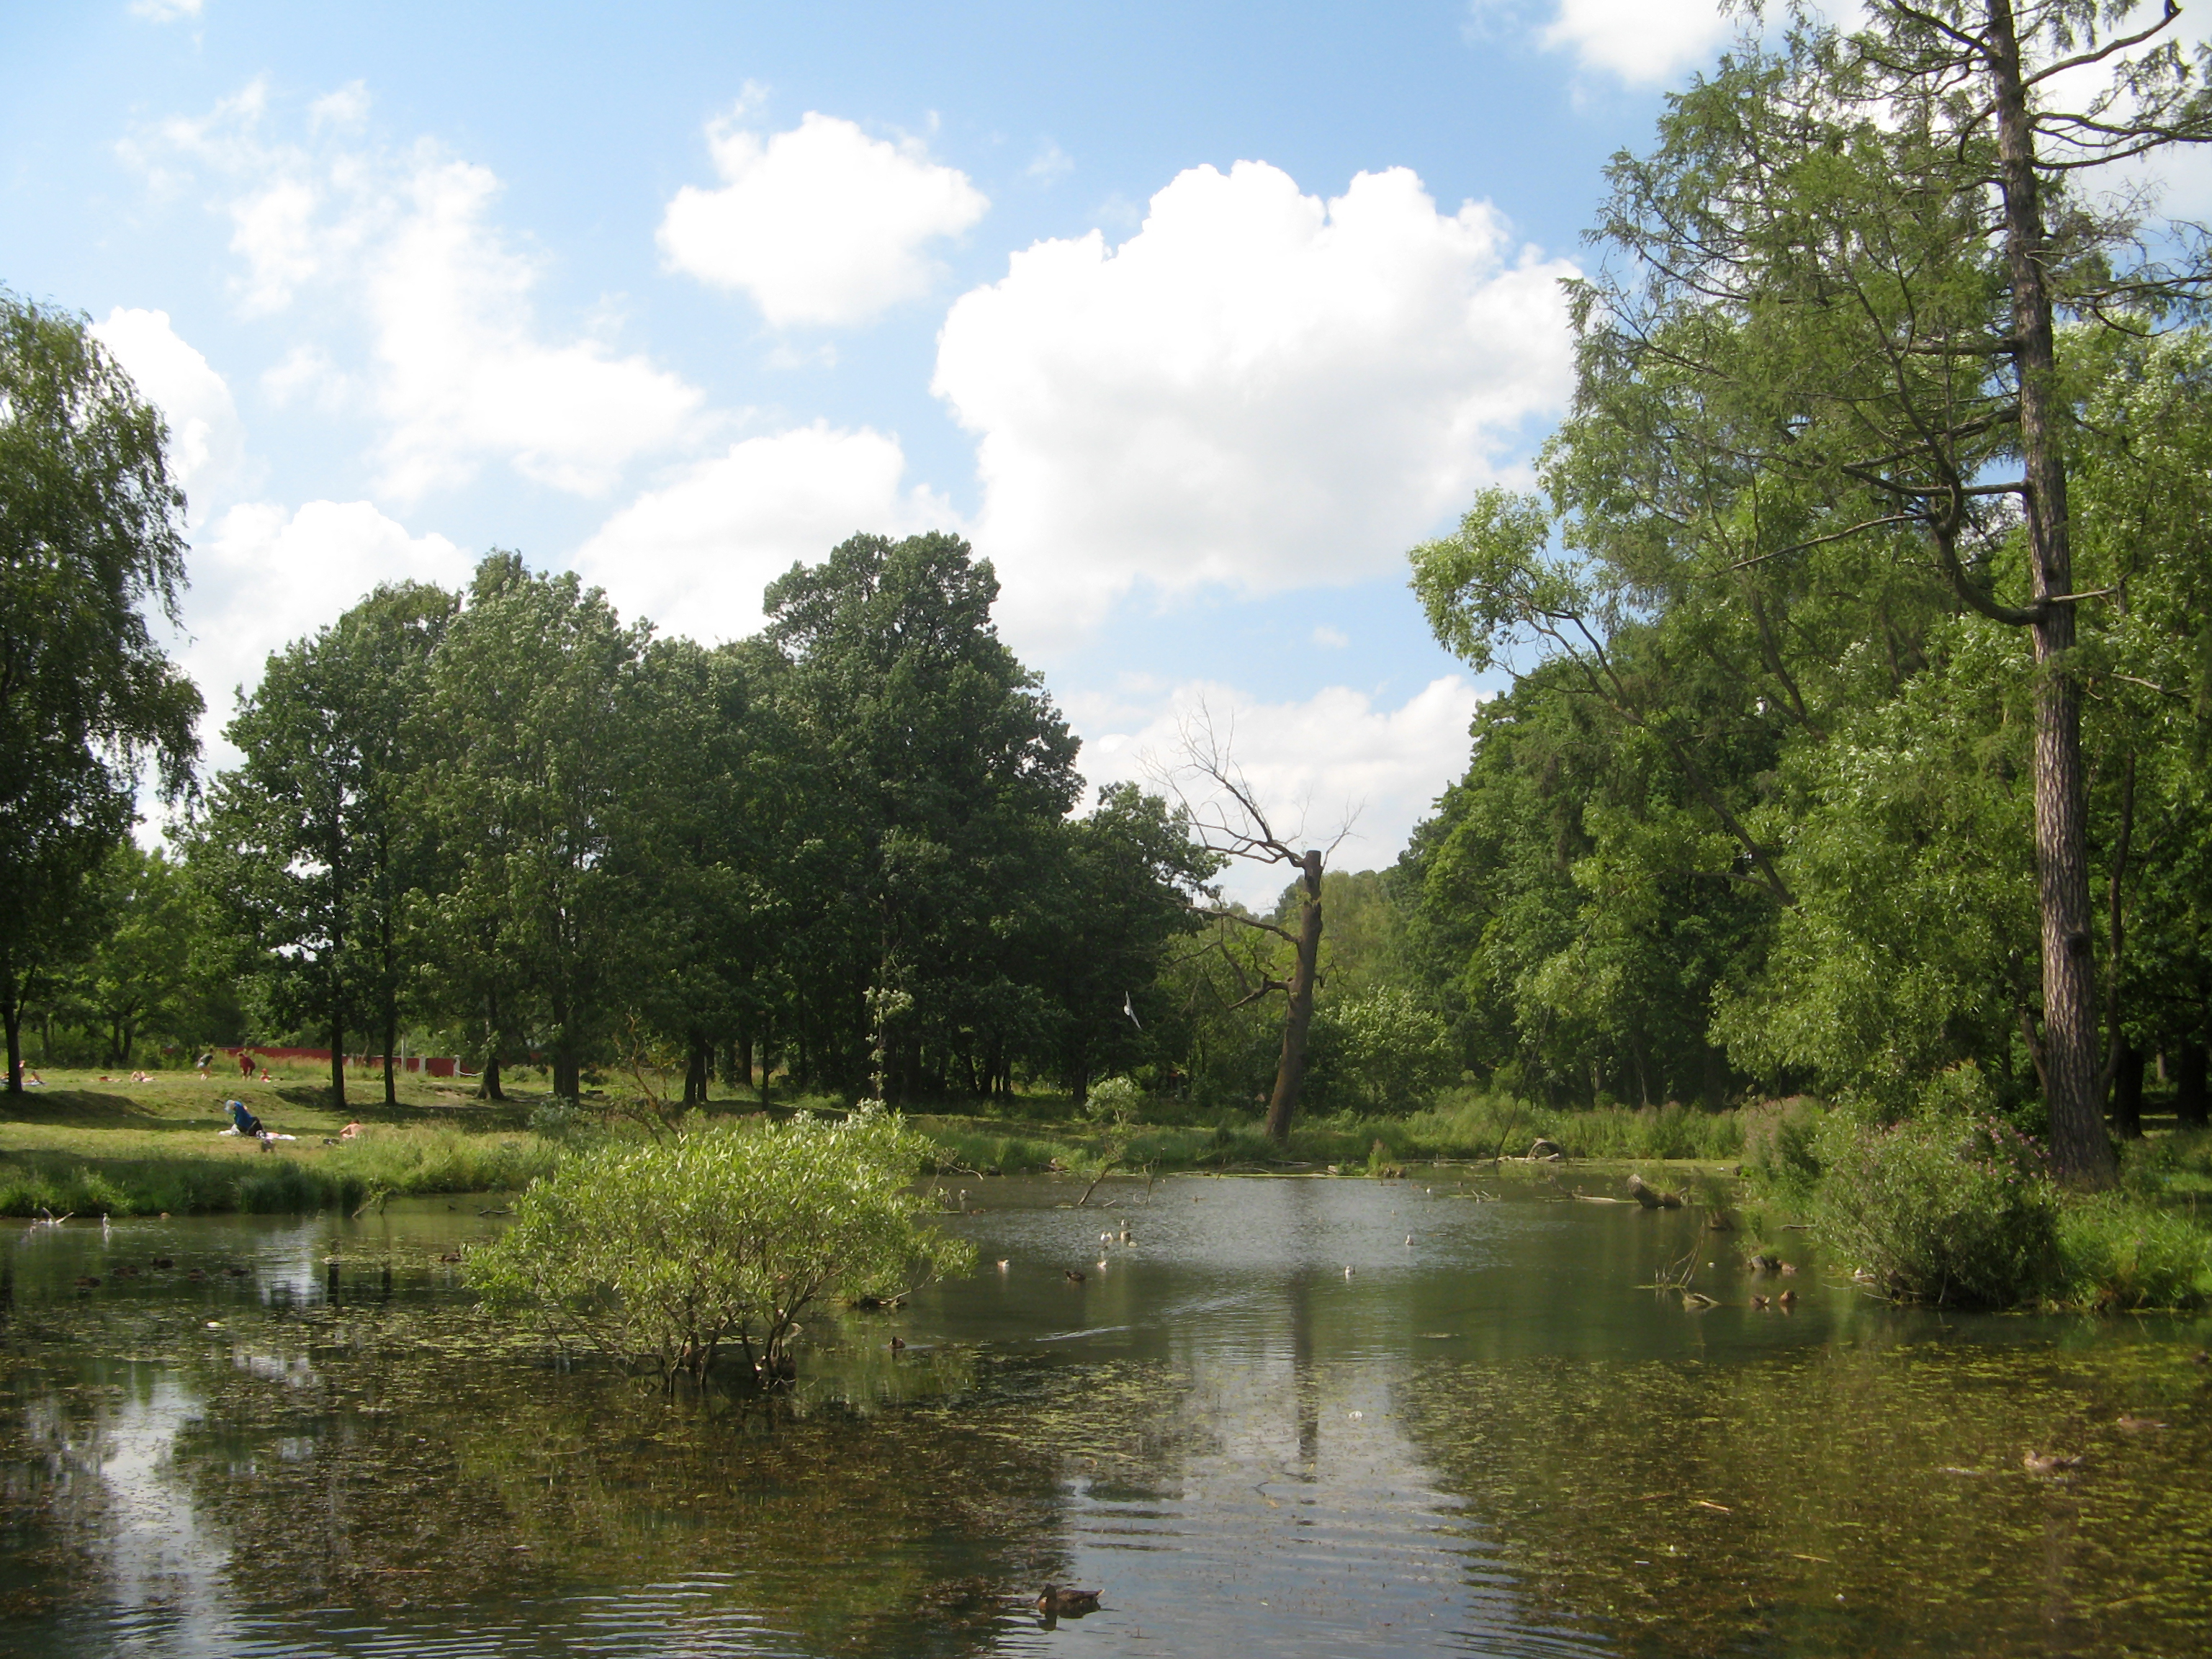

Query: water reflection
[0,1178,2200,1656]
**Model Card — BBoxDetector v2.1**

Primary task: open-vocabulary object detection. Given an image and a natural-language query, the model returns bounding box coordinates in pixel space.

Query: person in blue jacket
[228,1100,264,1137]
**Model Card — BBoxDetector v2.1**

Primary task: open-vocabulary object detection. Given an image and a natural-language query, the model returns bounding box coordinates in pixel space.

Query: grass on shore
[911,1093,1745,1177]
[0,1069,1750,1215]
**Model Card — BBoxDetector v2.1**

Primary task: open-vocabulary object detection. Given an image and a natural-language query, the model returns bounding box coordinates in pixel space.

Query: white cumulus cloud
[130,88,706,502]
[573,423,957,642]
[932,161,1577,643]
[1077,674,1485,902]
[660,109,988,327]
[367,156,704,498]
[1540,0,1732,84]
[88,307,251,518]
[181,499,472,754]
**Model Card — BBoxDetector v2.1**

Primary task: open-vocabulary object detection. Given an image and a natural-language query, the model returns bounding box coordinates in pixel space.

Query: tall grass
[2056,1195,2212,1310]
[909,1095,1747,1175]
[1392,1094,1745,1161]
[0,1125,560,1217]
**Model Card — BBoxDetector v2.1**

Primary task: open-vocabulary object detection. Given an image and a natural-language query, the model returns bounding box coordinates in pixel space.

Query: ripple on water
[0,1178,2203,1658]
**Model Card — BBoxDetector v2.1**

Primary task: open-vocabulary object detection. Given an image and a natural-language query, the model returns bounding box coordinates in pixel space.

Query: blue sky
[6,0,1764,893]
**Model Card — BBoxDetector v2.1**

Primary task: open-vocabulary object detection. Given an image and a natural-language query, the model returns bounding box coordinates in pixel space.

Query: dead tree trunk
[1263,850,1323,1143]
[1163,702,1354,1148]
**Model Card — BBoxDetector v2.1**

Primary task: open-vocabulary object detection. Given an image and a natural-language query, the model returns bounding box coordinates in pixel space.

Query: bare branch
[1195,907,1300,946]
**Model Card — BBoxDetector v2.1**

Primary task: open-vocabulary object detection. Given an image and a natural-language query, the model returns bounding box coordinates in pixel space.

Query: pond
[0,1173,2206,1658]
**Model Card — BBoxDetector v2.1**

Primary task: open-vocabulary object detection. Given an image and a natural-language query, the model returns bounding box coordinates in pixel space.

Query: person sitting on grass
[228,1099,264,1138]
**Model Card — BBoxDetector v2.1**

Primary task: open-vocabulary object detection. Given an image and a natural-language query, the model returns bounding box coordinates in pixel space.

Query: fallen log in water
[1627,1172,1683,1210]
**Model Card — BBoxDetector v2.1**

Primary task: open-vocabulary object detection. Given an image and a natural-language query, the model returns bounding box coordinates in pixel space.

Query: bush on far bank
[1812,1106,2062,1308]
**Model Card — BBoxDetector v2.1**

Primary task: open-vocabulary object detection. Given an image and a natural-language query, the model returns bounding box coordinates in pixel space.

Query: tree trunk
[475,989,506,1101]
[684,1034,709,1107]
[383,996,398,1107]
[1263,849,1325,1143]
[737,1029,752,1097]
[1987,0,2113,1184]
[552,1052,581,1100]
[2112,1043,2144,1140]
[1,972,21,1096]
[2177,1044,2208,1130]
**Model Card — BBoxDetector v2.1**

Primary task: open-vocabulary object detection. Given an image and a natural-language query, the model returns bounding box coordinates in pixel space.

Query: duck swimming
[1036,1585,1101,1617]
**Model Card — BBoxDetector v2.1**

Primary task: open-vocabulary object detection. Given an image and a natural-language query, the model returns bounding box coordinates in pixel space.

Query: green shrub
[467,1110,974,1388]
[1814,1109,2060,1307]
[1321,989,1457,1112]
[1083,1076,1143,1128]
[1740,1097,1827,1205]
[2056,1195,2212,1310]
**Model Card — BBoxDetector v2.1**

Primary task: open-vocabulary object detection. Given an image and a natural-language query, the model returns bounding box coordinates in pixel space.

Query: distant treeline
[158,534,1236,1108]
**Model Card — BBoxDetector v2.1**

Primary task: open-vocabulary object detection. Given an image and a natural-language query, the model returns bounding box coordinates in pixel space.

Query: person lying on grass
[222,1100,297,1146]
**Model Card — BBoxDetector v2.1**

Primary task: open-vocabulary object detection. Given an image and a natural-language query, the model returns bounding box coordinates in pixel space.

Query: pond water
[0,1173,2206,1658]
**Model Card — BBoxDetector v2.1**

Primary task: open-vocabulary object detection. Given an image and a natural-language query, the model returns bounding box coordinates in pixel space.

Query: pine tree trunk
[1263,850,1325,1143]
[1987,0,2113,1184]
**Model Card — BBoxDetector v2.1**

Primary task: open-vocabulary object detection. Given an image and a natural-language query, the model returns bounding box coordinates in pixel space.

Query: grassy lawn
[0,1065,554,1215]
[0,1065,1755,1216]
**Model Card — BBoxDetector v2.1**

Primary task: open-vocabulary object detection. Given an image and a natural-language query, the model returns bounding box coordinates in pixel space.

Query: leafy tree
[192,581,454,1106]
[1394,647,1776,1107]
[1319,987,1457,1113]
[1710,619,2041,1112]
[621,635,778,1106]
[1415,2,2212,1177]
[0,292,200,1090]
[417,554,658,1101]
[71,842,202,1066]
[1029,783,1218,1100]
[761,533,1082,1102]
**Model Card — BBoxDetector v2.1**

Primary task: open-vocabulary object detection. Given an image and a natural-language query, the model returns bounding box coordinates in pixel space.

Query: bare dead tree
[1156,706,1354,1143]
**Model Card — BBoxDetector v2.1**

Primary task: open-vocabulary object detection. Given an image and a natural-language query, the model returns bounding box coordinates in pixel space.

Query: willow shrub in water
[1814,1110,2060,1308]
[467,1110,974,1387]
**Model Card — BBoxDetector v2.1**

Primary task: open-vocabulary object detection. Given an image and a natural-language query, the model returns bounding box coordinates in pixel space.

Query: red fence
[224,1047,469,1077]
